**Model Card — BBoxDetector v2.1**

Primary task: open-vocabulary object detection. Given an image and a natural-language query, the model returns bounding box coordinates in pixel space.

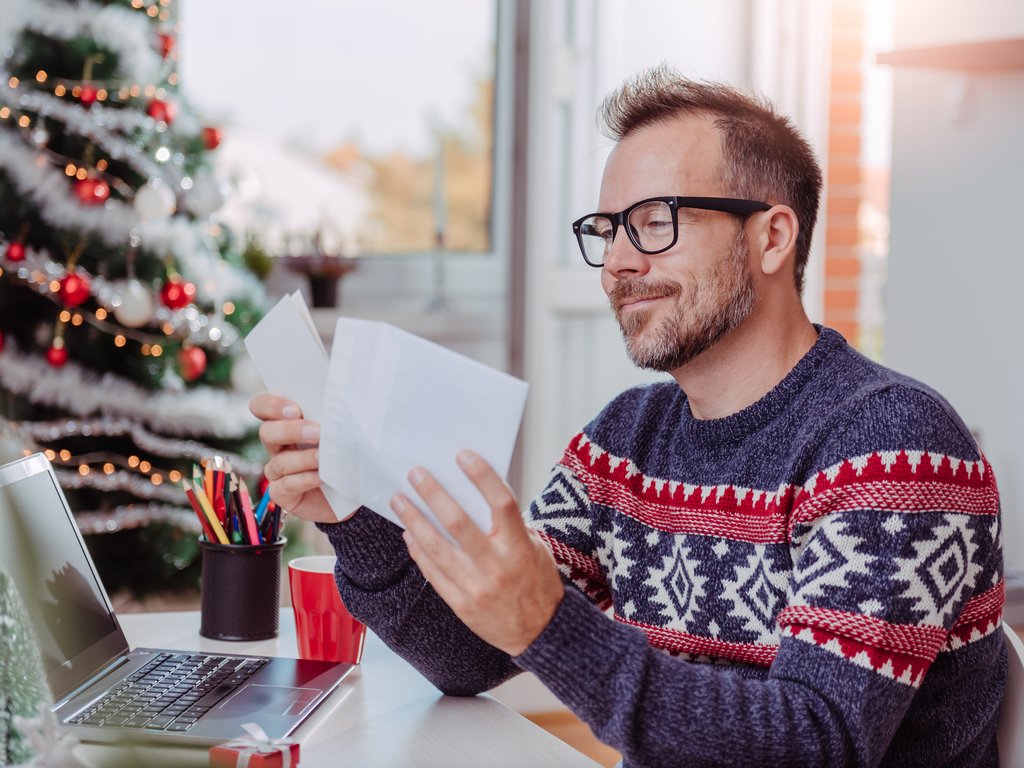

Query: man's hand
[248,393,339,523]
[391,450,564,657]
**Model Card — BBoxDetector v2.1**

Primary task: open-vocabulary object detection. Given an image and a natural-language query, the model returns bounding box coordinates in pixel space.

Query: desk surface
[74,609,599,768]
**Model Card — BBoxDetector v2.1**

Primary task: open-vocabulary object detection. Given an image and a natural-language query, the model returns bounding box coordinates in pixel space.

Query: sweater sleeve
[514,388,1004,767]
[315,508,520,695]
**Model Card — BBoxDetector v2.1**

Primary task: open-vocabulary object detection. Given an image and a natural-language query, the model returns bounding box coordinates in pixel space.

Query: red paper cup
[288,555,366,664]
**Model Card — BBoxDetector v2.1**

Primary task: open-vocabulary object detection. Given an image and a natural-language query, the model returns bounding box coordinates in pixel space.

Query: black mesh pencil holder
[199,537,286,641]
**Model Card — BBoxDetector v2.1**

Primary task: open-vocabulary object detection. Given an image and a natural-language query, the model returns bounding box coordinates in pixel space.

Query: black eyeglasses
[571,196,771,267]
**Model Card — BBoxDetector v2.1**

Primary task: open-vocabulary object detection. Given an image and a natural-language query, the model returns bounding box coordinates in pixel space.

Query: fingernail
[390,495,405,514]
[301,425,319,442]
[409,467,426,485]
[282,405,300,419]
[456,450,477,468]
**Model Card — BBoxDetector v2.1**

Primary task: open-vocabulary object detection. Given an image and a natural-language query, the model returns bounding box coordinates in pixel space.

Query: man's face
[598,116,757,372]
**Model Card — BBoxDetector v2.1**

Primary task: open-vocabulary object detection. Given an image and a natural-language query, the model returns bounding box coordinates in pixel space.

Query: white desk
[74,609,600,768]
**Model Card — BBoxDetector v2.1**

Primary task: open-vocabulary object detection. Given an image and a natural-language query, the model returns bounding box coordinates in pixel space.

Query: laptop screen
[0,453,128,699]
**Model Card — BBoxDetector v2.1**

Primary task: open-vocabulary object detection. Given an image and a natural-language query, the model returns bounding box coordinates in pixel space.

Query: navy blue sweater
[319,327,1005,767]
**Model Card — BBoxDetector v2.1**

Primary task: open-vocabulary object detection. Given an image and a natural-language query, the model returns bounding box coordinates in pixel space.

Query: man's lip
[618,295,666,311]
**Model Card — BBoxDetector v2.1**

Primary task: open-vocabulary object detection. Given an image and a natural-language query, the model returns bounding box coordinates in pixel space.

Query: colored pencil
[191,467,229,544]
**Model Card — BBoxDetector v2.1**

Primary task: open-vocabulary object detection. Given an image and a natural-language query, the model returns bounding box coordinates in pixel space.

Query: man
[250,67,1005,767]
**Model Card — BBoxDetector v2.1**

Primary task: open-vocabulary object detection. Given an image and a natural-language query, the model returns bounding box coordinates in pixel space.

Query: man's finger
[249,393,302,421]
[390,492,462,564]
[258,419,320,454]
[406,467,490,553]
[455,451,527,541]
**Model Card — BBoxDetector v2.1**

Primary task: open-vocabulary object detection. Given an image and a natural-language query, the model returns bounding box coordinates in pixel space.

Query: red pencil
[183,481,216,542]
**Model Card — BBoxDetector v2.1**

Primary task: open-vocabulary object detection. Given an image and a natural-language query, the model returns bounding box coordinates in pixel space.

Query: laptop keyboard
[69,652,269,732]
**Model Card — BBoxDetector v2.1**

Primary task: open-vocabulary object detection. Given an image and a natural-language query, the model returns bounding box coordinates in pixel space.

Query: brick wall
[823,0,865,344]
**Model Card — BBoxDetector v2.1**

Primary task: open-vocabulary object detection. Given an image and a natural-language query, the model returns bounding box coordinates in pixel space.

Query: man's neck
[671,307,819,421]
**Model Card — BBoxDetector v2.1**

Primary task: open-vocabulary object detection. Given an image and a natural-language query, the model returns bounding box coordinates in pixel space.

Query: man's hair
[598,65,823,293]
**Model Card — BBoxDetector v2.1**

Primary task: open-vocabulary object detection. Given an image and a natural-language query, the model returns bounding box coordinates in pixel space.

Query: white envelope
[243,292,361,518]
[244,292,529,533]
[320,318,529,534]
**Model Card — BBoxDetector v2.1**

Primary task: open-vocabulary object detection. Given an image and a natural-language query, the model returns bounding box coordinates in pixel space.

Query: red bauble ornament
[201,126,222,150]
[47,344,68,367]
[60,272,92,308]
[79,85,98,106]
[158,33,175,58]
[147,98,177,124]
[6,242,26,261]
[160,277,196,309]
[178,346,207,382]
[74,177,110,206]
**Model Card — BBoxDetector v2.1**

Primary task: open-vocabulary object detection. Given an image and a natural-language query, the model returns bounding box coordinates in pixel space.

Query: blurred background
[2,0,1015,602]
[0,1,1022,762]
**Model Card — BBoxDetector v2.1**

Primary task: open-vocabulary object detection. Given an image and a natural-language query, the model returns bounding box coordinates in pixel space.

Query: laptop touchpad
[219,685,320,716]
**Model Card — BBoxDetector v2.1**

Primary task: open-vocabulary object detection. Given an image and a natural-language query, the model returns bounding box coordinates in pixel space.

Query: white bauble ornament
[183,172,226,218]
[134,180,176,222]
[229,354,263,395]
[111,279,155,328]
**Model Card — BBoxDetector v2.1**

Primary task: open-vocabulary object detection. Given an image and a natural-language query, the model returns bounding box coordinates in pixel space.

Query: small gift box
[209,722,300,767]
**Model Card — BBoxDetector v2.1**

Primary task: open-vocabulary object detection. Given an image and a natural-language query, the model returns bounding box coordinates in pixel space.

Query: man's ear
[755,205,799,278]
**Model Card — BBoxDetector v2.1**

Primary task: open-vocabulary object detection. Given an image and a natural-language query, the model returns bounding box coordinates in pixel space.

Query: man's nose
[603,226,649,277]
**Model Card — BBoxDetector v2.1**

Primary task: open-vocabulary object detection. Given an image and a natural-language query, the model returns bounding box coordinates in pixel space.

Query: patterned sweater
[319,327,1006,767]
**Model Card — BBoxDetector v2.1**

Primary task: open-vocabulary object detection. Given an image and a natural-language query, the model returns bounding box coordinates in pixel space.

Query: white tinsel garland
[73,503,203,535]
[54,466,184,503]
[15,0,164,86]
[0,345,258,438]
[14,416,263,476]
[0,77,181,187]
[0,133,266,306]
[0,130,138,234]
[4,247,243,351]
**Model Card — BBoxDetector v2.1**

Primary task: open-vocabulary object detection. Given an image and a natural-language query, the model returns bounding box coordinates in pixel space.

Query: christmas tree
[0,568,51,766]
[0,0,268,598]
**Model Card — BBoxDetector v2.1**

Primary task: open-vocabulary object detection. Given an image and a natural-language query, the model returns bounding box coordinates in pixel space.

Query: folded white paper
[243,291,361,518]
[320,318,529,534]
[244,292,529,533]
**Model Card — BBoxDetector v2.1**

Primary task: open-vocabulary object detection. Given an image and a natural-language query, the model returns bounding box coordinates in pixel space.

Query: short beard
[610,229,757,372]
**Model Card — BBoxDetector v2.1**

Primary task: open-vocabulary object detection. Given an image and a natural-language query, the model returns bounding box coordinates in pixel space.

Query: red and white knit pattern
[535,433,1003,686]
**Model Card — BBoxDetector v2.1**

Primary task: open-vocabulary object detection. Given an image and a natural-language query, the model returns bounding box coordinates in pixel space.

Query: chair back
[999,622,1024,766]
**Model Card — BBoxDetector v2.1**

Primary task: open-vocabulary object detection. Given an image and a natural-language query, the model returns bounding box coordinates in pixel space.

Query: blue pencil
[254,486,272,524]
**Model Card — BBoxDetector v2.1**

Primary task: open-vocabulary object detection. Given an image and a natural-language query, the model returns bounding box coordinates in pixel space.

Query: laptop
[0,452,353,746]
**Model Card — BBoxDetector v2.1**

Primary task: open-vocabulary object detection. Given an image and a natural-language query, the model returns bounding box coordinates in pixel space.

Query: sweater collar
[680,326,844,447]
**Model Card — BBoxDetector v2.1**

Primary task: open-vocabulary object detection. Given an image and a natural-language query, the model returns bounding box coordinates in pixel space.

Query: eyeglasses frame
[571,195,772,267]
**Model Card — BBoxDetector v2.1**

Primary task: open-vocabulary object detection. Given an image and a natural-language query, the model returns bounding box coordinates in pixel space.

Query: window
[179,1,498,257]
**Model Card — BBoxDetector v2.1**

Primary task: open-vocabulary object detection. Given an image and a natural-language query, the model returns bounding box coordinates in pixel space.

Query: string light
[139,460,151,473]
[36,71,48,83]
[95,308,108,320]
[59,310,71,322]
[114,334,127,347]
[103,463,115,474]
[8,77,19,88]
[0,107,9,119]
[71,313,84,326]
[79,464,90,476]
[128,455,140,468]
[59,449,71,461]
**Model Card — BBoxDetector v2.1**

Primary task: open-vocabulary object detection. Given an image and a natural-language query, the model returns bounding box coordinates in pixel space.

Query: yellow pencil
[191,468,229,544]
